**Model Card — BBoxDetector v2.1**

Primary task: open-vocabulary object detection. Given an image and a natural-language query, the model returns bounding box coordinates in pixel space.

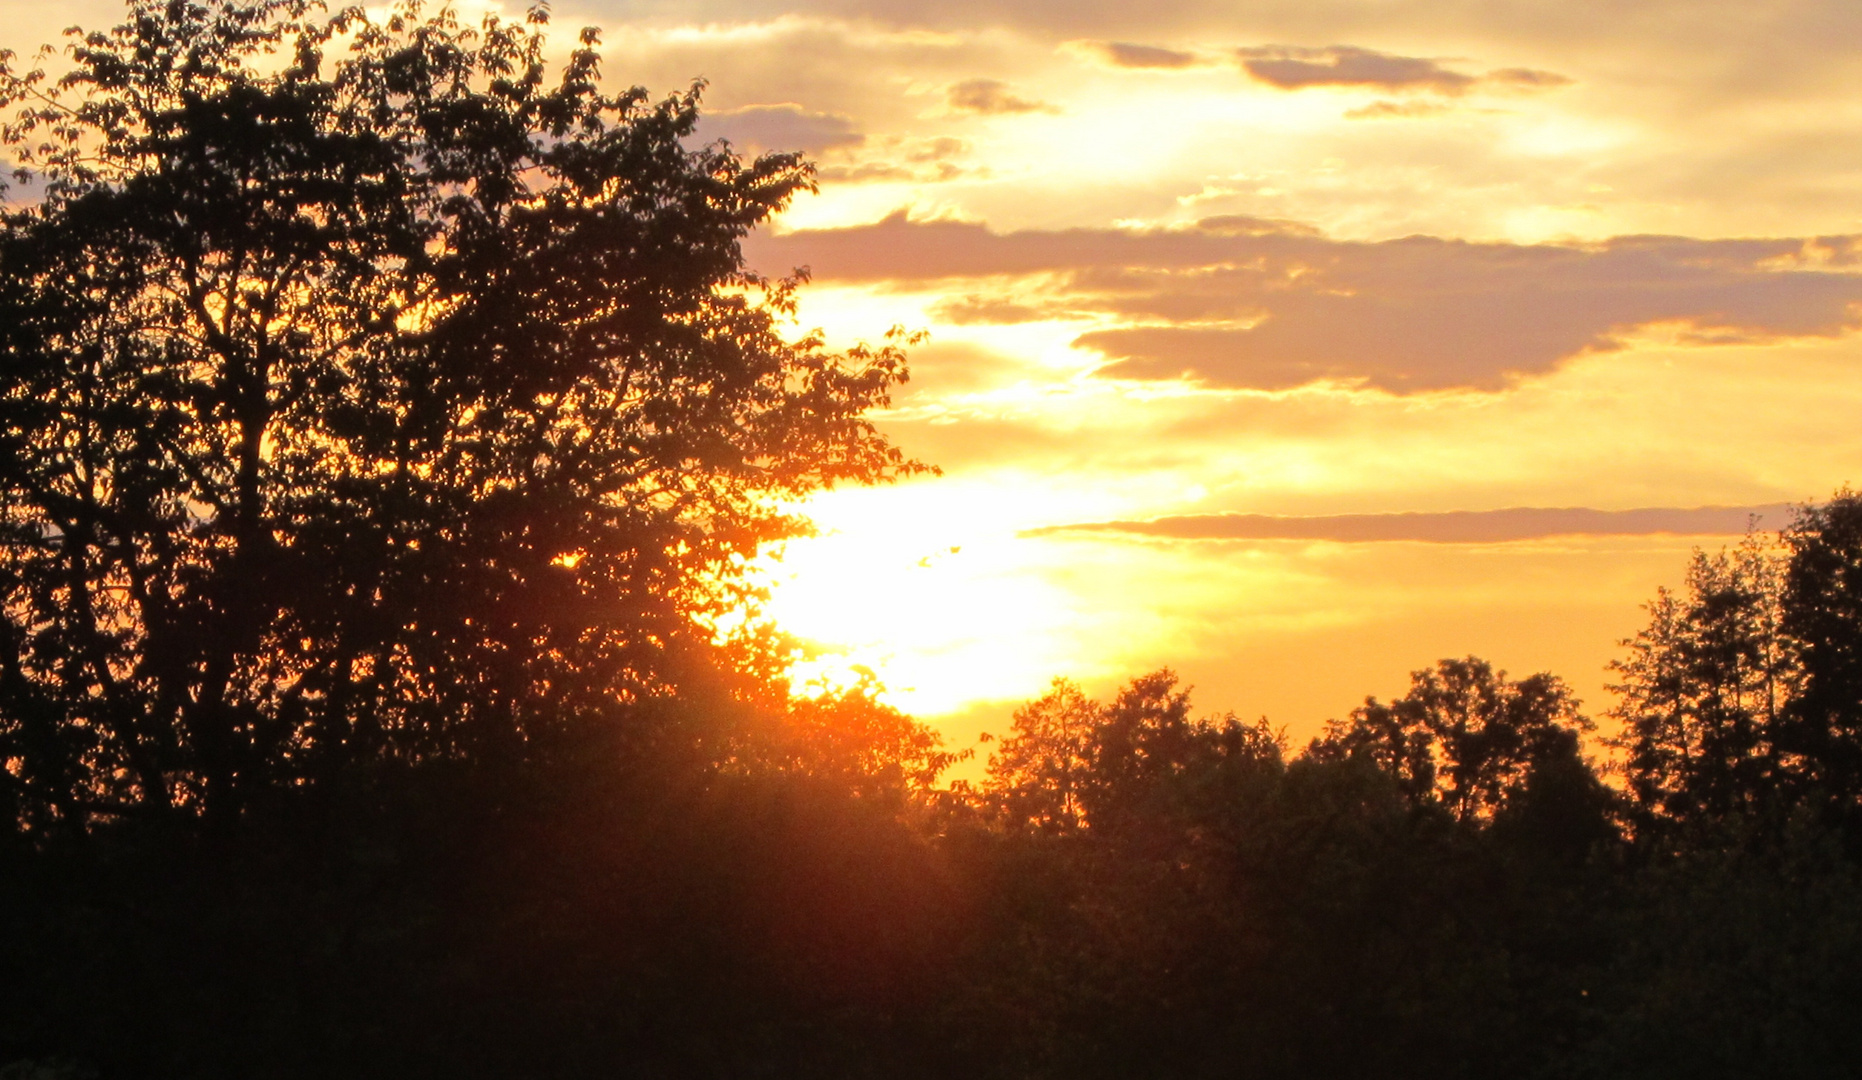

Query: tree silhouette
[1609,539,1792,829]
[984,677,1097,832]
[0,0,917,832]
[1313,656,1595,824]
[1079,669,1283,837]
[1781,490,1862,814]
[984,671,1283,836]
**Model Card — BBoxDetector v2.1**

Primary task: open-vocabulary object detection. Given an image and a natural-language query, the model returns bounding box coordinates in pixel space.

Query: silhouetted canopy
[0,0,917,831]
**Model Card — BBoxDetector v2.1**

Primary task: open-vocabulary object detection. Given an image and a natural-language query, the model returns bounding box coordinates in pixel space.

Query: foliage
[1315,656,1598,825]
[0,0,918,832]
[1781,489,1862,812]
[4,655,1860,1079]
[1572,817,1862,1079]
[984,670,1284,836]
[1609,494,1862,837]
[982,677,1098,832]
[1609,538,1792,827]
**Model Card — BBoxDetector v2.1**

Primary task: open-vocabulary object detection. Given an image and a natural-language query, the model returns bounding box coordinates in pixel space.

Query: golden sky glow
[19,0,1862,755]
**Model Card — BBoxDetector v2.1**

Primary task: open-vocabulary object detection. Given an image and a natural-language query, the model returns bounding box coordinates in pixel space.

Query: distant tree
[1080,669,1283,836]
[0,0,917,832]
[1314,657,1596,824]
[984,671,1283,836]
[1075,670,1199,833]
[985,678,1098,833]
[1609,537,1794,829]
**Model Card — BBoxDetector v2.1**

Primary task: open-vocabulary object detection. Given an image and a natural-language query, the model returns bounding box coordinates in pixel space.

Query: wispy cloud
[1027,505,1797,543]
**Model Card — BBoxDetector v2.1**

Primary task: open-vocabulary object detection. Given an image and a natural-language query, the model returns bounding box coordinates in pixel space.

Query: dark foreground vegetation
[12,523,1862,1080]
[4,2,1862,1077]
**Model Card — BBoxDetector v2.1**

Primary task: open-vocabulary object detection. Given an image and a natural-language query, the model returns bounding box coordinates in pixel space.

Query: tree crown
[0,0,919,831]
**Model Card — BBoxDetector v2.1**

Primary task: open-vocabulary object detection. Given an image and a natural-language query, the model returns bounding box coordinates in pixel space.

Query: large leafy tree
[0,0,916,831]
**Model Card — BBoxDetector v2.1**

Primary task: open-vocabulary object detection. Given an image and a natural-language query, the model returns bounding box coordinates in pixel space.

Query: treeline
[9,502,1862,1078]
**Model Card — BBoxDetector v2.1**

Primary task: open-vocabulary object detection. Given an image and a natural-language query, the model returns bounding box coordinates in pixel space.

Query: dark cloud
[702,103,864,154]
[1083,41,1200,68]
[1232,46,1572,100]
[947,78,1058,114]
[1076,236,1862,391]
[1027,504,1797,543]
[748,215,1862,393]
[1236,45,1477,93]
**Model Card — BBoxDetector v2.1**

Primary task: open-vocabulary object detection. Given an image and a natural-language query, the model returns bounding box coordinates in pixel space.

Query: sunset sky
[14,0,1862,752]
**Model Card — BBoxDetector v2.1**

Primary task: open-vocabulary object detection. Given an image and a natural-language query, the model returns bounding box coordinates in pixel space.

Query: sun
[762,477,1112,716]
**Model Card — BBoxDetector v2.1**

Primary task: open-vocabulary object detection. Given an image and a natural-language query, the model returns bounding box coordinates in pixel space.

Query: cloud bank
[1028,505,1798,543]
[750,215,1862,392]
